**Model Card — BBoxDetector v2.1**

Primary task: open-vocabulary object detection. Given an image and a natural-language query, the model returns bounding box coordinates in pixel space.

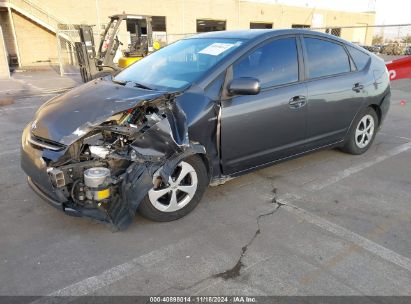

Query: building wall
[5,0,375,66]
[0,9,17,58]
[12,11,58,66]
[0,26,10,78]
[31,0,375,41]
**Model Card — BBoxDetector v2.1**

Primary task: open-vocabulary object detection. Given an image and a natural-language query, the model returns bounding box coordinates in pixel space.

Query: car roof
[190,29,349,44]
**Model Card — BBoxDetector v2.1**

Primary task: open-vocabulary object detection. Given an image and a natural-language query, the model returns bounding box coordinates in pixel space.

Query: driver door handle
[289,95,307,109]
[352,83,364,92]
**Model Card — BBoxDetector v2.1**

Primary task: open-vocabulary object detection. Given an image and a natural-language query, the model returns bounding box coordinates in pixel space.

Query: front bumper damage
[21,93,205,231]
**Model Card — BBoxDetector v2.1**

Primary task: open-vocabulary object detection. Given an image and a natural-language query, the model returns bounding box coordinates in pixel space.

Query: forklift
[75,14,161,82]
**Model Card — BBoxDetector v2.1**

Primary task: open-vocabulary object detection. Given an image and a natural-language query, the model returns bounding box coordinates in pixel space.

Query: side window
[233,37,299,88]
[347,45,370,71]
[304,37,351,79]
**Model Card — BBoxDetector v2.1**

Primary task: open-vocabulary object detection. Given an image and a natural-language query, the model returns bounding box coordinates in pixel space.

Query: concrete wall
[0,26,10,78]
[0,9,17,58]
[31,0,375,42]
[12,11,58,66]
[3,0,375,67]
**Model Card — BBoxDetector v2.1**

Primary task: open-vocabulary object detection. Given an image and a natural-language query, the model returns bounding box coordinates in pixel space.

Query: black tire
[138,155,208,222]
[341,107,379,155]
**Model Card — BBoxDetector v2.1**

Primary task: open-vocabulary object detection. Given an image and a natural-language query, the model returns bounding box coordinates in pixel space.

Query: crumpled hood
[31,79,167,145]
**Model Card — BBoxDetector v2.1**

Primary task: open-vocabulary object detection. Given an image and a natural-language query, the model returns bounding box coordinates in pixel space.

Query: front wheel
[341,107,378,155]
[138,155,208,222]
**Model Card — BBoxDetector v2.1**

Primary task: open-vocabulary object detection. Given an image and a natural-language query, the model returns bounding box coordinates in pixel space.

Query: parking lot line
[278,198,411,273]
[29,237,195,302]
[0,105,40,112]
[183,193,411,295]
[29,193,411,299]
[379,132,411,141]
[0,148,19,157]
[304,141,411,191]
[0,89,24,93]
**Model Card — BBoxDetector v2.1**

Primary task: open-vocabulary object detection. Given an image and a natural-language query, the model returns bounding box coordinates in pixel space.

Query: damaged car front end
[21,80,206,230]
[21,36,247,230]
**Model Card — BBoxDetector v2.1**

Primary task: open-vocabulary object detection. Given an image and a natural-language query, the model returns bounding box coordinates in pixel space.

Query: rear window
[304,37,351,79]
[347,45,370,71]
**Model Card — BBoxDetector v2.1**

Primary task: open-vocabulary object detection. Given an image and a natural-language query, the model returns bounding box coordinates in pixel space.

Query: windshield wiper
[132,82,154,90]
[112,79,127,85]
[112,79,154,90]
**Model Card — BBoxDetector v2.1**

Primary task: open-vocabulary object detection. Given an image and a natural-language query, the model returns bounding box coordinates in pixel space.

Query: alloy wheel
[355,114,375,149]
[148,161,198,212]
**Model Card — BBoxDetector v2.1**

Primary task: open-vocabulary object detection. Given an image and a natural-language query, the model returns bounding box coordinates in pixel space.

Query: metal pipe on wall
[95,0,101,44]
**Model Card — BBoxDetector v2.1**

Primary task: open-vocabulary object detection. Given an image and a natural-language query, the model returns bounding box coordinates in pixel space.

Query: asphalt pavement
[0,67,410,299]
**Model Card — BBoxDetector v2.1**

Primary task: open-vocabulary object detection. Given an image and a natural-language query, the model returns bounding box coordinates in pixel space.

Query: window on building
[292,24,310,29]
[250,22,273,29]
[196,19,226,32]
[233,37,299,88]
[304,37,351,78]
[126,19,144,34]
[347,45,370,71]
[326,28,341,37]
[152,16,166,32]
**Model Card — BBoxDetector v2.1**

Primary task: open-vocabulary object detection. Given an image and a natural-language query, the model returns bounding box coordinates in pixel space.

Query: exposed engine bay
[43,94,205,230]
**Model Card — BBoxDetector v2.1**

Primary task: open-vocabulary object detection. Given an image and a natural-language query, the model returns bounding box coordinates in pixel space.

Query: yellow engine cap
[96,188,110,201]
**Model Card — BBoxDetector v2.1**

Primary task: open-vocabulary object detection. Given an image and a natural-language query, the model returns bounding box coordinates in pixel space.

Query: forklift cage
[56,26,81,77]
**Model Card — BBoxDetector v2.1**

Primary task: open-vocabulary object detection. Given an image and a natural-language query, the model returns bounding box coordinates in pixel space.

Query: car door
[302,36,366,148]
[220,36,308,175]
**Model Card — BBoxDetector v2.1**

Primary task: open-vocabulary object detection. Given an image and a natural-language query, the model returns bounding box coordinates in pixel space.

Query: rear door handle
[352,83,364,92]
[289,95,307,109]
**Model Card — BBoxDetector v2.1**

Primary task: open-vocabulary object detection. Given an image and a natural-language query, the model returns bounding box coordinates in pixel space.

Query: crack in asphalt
[212,188,285,280]
[156,188,285,296]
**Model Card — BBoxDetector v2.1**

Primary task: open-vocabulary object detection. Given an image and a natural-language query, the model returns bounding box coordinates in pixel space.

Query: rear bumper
[379,91,391,126]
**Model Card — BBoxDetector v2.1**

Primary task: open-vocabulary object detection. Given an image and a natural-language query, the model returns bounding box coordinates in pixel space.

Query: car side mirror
[228,77,261,96]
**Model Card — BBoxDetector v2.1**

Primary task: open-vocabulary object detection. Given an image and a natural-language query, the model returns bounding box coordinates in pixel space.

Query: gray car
[21,29,390,230]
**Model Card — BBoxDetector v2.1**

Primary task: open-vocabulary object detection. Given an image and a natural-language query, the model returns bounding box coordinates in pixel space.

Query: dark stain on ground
[213,187,284,280]
[213,239,254,280]
[0,98,14,106]
[334,200,339,204]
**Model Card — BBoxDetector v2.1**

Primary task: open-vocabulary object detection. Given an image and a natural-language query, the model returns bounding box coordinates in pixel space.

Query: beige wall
[5,0,375,66]
[12,11,58,66]
[0,9,17,57]
[31,0,375,41]
[0,26,10,78]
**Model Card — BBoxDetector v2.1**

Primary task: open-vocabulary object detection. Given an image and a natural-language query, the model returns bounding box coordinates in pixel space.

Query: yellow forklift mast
[75,14,161,82]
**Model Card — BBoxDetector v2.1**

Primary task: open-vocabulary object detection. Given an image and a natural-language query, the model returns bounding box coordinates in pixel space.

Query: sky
[251,0,411,25]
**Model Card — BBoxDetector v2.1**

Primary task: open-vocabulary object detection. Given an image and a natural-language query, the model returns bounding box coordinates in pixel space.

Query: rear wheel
[138,155,208,222]
[341,107,378,155]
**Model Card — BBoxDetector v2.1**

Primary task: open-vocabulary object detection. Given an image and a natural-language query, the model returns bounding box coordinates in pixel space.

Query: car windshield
[113,38,244,91]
